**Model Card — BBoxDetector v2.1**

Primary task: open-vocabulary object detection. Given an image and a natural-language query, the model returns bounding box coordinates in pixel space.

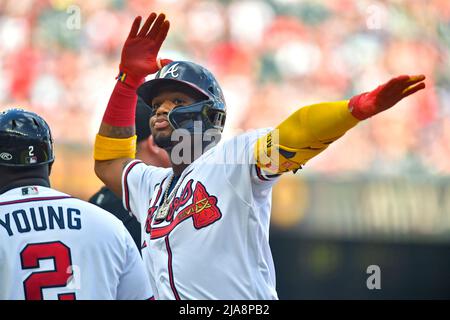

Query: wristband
[94,134,137,160]
[116,68,144,88]
[102,78,143,127]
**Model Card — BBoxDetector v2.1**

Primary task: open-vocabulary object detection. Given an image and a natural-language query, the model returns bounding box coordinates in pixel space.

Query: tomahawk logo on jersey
[143,178,222,237]
[123,129,280,300]
[0,186,153,300]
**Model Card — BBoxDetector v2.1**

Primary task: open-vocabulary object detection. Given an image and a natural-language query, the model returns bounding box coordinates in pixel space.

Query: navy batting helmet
[0,109,54,167]
[137,61,226,133]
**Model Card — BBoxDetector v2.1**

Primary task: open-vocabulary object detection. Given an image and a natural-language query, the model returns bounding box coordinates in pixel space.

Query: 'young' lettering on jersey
[0,186,152,300]
[123,129,280,300]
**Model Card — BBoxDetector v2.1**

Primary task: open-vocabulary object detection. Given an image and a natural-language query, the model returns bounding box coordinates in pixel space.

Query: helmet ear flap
[207,109,226,132]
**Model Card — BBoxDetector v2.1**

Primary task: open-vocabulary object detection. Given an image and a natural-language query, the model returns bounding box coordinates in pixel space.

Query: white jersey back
[0,186,153,300]
[123,129,280,299]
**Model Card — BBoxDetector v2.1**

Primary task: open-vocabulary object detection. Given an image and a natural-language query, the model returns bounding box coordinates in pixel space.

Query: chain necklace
[154,174,181,221]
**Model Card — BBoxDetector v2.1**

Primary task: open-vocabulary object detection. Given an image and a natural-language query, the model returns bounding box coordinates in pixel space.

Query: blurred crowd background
[1,0,449,298]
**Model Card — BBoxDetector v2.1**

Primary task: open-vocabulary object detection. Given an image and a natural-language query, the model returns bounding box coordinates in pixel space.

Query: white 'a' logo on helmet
[160,63,180,78]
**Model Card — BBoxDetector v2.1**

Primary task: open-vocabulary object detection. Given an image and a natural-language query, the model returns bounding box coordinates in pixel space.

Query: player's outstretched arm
[94,12,171,197]
[255,74,426,174]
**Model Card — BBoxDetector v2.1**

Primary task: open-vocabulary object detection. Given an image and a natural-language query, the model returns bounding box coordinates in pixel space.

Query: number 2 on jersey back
[20,241,76,300]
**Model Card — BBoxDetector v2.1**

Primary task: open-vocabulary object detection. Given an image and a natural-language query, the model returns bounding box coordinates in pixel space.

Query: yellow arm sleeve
[255,100,360,174]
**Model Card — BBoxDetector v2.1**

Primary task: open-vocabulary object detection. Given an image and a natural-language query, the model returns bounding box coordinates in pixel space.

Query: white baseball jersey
[0,186,153,300]
[123,129,280,299]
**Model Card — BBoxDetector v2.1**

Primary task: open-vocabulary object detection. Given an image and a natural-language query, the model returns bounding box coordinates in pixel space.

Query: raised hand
[349,74,426,120]
[119,12,171,83]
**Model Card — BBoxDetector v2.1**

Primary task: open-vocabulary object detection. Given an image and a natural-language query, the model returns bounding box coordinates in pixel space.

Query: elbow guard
[255,131,332,174]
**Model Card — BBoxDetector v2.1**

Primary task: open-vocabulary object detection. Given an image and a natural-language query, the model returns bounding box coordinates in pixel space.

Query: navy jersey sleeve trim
[0,196,72,206]
[255,164,280,182]
[122,160,143,213]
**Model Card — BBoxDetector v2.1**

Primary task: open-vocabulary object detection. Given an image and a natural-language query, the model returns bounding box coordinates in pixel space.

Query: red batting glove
[118,12,172,87]
[349,74,426,120]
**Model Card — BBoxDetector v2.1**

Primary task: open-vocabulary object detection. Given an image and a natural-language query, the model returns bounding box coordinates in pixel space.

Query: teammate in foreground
[0,109,152,300]
[94,12,426,299]
[90,97,170,252]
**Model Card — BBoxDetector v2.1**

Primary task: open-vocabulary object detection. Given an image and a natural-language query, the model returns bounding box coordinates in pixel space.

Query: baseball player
[89,97,170,252]
[94,12,426,299]
[0,109,153,300]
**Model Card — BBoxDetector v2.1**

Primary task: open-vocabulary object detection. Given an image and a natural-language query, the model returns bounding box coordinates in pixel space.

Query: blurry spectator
[0,0,448,180]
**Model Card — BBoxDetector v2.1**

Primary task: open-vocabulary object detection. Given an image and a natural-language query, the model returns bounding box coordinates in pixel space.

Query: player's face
[149,90,198,148]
